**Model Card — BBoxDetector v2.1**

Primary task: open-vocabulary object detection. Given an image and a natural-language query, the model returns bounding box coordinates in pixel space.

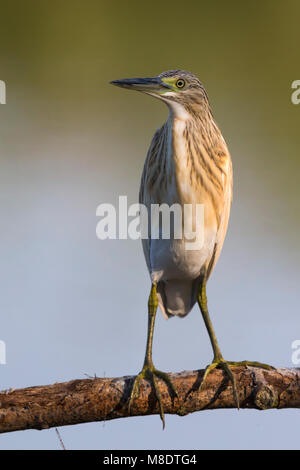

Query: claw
[199,359,274,409]
[222,361,239,408]
[128,364,178,429]
[199,358,240,408]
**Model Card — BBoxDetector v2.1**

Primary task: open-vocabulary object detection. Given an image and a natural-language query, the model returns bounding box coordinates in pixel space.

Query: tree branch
[0,366,299,433]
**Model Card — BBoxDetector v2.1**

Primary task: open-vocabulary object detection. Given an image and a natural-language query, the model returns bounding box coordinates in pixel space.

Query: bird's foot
[226,360,274,370]
[128,362,178,429]
[199,358,274,409]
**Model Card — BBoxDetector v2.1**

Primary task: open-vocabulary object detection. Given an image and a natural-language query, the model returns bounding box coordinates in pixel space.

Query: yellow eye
[176,79,185,89]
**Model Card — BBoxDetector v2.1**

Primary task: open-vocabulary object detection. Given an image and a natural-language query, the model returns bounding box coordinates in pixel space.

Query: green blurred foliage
[0,0,299,238]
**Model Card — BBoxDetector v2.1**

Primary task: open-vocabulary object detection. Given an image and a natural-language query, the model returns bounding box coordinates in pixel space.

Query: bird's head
[110,70,211,119]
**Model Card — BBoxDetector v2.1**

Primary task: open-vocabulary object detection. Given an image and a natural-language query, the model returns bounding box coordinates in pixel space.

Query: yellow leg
[197,277,274,408]
[128,283,178,428]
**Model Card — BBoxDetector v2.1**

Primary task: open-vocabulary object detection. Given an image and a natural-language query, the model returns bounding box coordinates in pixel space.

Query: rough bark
[0,366,299,434]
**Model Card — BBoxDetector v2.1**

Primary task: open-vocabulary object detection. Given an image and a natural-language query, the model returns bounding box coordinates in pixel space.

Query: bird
[110,70,273,427]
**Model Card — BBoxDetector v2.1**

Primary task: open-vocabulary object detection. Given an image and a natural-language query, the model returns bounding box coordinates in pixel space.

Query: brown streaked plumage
[111,70,273,428]
[138,72,232,318]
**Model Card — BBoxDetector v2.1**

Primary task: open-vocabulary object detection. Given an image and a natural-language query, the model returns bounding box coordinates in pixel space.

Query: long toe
[200,359,275,409]
[199,358,240,408]
[128,365,178,429]
[227,360,275,370]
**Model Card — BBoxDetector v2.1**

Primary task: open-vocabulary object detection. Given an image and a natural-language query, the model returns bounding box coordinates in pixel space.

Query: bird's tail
[157,279,200,318]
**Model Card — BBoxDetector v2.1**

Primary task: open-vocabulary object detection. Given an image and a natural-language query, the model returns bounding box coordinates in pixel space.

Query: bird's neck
[166,102,227,161]
[164,103,231,206]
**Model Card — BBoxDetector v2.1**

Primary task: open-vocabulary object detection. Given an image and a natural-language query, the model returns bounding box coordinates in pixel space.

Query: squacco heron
[111,70,273,427]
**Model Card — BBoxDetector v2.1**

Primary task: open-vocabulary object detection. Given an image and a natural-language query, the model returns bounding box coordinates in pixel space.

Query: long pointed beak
[110,77,171,94]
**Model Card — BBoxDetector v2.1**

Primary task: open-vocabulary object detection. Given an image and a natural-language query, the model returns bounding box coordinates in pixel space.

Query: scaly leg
[128,282,178,428]
[197,276,274,408]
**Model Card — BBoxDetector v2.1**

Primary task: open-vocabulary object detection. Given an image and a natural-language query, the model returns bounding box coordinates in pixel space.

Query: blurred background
[0,0,299,450]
